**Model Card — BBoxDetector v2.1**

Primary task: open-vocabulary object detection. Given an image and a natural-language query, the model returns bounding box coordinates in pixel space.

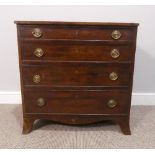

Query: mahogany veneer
[15,21,139,135]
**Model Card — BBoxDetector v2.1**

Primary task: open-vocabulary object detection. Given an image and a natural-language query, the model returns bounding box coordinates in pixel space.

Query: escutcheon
[33,74,41,83]
[109,72,118,81]
[111,49,120,59]
[107,99,117,108]
[111,30,121,40]
[37,97,46,107]
[32,28,42,38]
[34,48,44,57]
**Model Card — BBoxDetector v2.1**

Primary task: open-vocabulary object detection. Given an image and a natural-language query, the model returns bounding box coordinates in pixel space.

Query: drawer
[22,62,132,87]
[19,25,137,41]
[21,42,135,62]
[24,89,131,114]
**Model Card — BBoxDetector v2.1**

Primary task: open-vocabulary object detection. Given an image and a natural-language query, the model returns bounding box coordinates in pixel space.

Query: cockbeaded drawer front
[24,89,130,114]
[22,62,132,87]
[18,25,137,41]
[21,41,135,62]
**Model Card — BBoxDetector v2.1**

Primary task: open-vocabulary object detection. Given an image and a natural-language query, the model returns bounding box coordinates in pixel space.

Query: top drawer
[18,25,137,41]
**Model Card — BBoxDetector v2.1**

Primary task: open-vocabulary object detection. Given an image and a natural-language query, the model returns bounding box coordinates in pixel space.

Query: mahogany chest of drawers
[15,21,139,135]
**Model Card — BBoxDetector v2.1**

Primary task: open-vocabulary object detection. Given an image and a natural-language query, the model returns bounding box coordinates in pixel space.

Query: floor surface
[0,104,154,149]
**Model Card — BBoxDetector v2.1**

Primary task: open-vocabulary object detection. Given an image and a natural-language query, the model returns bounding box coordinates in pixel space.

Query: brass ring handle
[34,48,44,57]
[37,97,46,107]
[111,30,121,40]
[32,28,42,38]
[107,99,117,108]
[111,49,120,59]
[109,72,118,81]
[33,74,41,83]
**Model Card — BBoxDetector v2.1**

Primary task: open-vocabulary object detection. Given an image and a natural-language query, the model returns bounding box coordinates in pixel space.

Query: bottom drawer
[24,89,131,114]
